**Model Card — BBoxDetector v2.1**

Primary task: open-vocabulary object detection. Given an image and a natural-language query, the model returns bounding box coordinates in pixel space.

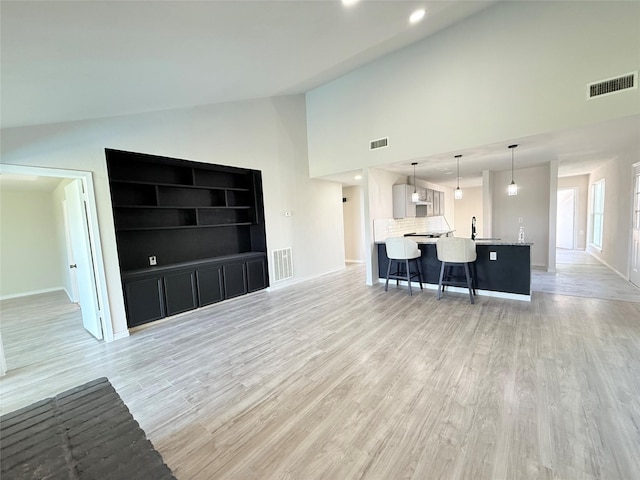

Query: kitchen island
[376,237,532,300]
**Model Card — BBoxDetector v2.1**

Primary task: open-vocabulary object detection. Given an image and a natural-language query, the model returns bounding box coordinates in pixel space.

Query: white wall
[587,156,637,276]
[454,186,483,239]
[367,168,406,223]
[364,167,406,284]
[492,164,551,267]
[306,1,639,178]
[0,190,66,298]
[342,186,365,263]
[0,95,345,338]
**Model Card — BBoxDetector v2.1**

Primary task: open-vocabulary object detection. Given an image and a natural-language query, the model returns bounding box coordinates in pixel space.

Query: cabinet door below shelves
[247,258,267,292]
[164,271,197,316]
[197,266,224,306]
[224,262,247,299]
[124,277,165,327]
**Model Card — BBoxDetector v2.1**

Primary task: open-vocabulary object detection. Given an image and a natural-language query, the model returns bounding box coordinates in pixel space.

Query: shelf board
[121,251,267,278]
[114,205,252,209]
[110,179,250,192]
[197,206,251,210]
[116,222,253,232]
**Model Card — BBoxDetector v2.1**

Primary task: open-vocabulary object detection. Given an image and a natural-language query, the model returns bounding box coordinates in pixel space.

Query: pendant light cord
[508,144,518,182]
[511,148,514,182]
[412,162,417,193]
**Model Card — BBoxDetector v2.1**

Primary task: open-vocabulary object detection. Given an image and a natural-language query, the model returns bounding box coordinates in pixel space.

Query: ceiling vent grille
[369,137,389,150]
[588,72,637,99]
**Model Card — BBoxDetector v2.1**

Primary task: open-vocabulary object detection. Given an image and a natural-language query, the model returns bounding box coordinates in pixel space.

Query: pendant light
[454,154,463,200]
[411,162,420,202]
[508,144,518,196]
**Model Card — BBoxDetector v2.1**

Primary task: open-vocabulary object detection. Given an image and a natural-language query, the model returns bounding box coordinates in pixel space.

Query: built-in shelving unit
[106,149,268,327]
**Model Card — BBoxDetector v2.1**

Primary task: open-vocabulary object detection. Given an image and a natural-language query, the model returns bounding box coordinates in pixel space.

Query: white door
[64,180,103,339]
[62,200,79,302]
[631,164,640,288]
[557,188,576,250]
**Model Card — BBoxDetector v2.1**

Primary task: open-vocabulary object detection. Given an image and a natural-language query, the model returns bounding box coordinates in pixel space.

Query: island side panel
[377,243,531,295]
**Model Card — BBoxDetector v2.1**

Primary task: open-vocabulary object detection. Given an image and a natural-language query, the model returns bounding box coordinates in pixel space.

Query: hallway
[532,249,640,303]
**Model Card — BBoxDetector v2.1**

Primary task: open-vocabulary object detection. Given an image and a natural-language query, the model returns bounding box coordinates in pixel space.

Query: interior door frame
[0,164,114,342]
[630,161,640,287]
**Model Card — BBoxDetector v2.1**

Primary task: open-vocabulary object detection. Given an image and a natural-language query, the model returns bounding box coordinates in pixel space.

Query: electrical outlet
[490,252,497,261]
[149,255,157,266]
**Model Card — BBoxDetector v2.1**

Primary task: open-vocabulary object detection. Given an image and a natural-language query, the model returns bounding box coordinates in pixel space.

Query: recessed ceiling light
[342,0,360,6]
[409,9,426,24]
[354,175,362,180]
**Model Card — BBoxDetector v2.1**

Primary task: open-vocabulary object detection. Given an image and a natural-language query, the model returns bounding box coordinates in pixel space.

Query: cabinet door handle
[69,264,77,269]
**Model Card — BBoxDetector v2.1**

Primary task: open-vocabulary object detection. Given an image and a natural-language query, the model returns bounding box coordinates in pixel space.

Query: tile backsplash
[373,216,450,242]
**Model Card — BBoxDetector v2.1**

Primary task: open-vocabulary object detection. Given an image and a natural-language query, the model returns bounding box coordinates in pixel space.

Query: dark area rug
[0,377,176,480]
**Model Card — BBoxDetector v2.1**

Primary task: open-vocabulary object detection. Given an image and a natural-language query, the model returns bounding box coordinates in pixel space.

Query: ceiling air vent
[369,137,389,150]
[587,72,637,99]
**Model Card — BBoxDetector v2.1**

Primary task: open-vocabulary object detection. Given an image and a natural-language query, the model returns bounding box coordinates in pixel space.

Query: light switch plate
[149,255,157,266]
[490,251,497,261]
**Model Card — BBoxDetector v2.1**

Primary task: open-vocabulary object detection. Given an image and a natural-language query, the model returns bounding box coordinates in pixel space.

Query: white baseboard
[586,250,628,280]
[345,259,365,264]
[111,330,130,342]
[0,287,65,301]
[268,265,347,291]
[62,287,77,303]
[377,278,531,302]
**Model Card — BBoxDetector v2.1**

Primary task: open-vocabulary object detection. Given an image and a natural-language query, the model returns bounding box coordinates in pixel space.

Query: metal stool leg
[405,259,412,296]
[437,261,445,299]
[464,262,474,304]
[385,260,392,291]
[415,259,424,290]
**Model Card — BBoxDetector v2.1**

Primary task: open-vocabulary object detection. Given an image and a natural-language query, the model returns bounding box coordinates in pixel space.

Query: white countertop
[377,237,533,246]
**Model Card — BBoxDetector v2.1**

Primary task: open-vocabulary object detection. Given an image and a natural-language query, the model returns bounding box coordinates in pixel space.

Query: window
[591,179,605,248]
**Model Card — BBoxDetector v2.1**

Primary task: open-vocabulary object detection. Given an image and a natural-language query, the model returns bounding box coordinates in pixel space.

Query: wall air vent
[272,247,293,282]
[369,137,389,150]
[588,72,637,99]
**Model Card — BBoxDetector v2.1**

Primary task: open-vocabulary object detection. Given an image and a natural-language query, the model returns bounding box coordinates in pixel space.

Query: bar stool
[436,237,477,304]
[384,237,424,296]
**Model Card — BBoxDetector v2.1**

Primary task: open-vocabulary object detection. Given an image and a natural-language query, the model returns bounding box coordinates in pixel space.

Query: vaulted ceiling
[1,1,637,188]
[0,0,495,128]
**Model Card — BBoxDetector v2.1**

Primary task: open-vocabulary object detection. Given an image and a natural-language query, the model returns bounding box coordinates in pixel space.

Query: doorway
[0,164,113,373]
[342,185,366,264]
[557,187,577,250]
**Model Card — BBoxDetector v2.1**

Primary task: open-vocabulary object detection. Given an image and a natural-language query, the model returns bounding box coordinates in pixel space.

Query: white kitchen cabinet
[393,184,417,218]
[393,184,444,218]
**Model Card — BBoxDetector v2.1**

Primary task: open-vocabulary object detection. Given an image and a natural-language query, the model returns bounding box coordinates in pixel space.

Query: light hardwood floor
[2,265,640,479]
